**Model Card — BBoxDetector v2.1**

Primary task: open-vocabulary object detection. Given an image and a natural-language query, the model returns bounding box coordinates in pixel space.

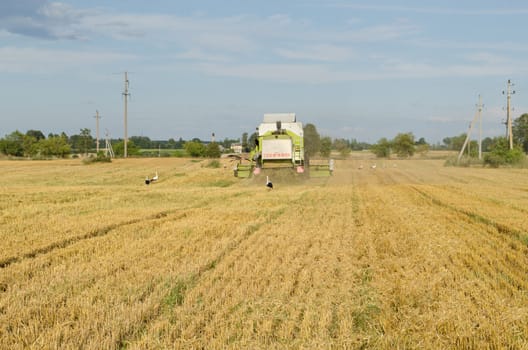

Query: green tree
[371,138,392,158]
[167,138,177,149]
[392,132,415,157]
[22,135,39,157]
[0,131,24,156]
[484,137,525,167]
[414,137,429,156]
[26,130,46,141]
[113,140,140,157]
[79,128,93,154]
[415,137,427,145]
[70,129,93,154]
[333,138,351,158]
[443,134,466,151]
[350,138,369,151]
[221,137,240,149]
[467,140,479,158]
[248,132,258,151]
[303,123,321,158]
[205,142,221,158]
[184,140,206,157]
[130,136,152,149]
[482,137,494,152]
[513,113,528,152]
[320,136,332,158]
[39,136,71,158]
[241,132,249,152]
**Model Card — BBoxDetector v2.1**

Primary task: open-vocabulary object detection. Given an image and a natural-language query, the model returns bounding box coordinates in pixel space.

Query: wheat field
[1,157,528,349]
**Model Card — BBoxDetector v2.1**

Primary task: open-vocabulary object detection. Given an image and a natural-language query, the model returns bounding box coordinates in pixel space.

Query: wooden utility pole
[94,110,101,154]
[123,72,130,158]
[458,95,483,162]
[477,95,483,159]
[105,129,115,158]
[503,79,515,150]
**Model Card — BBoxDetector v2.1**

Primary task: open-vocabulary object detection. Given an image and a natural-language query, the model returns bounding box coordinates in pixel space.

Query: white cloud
[197,62,340,83]
[325,3,528,16]
[2,2,527,84]
[464,52,510,65]
[193,56,525,84]
[412,38,528,52]
[426,116,462,124]
[175,48,232,63]
[276,45,357,62]
[0,46,134,73]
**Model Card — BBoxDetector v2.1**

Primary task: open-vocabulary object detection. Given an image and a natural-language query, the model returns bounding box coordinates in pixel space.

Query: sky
[1,0,528,144]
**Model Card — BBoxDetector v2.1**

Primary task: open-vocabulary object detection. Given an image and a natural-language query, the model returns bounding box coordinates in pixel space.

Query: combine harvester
[234,113,333,178]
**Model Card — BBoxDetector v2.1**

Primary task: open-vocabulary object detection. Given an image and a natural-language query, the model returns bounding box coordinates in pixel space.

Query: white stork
[266,175,273,189]
[145,171,159,185]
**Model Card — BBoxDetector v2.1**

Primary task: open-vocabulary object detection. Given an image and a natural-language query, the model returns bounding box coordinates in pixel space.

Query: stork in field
[145,171,159,185]
[266,175,273,190]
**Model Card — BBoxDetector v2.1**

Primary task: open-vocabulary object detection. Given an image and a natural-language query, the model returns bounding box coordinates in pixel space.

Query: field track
[1,157,528,349]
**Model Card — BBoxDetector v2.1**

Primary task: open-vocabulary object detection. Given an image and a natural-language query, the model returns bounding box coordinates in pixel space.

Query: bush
[483,154,502,168]
[392,132,415,158]
[184,141,206,157]
[371,138,391,158]
[206,160,221,168]
[113,140,140,157]
[83,154,112,164]
[483,137,526,167]
[205,142,221,158]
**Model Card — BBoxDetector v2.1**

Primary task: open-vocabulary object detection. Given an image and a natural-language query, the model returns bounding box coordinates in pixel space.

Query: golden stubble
[1,157,528,349]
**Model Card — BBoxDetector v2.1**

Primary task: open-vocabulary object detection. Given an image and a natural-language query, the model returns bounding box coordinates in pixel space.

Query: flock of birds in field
[143,162,397,187]
[143,170,274,190]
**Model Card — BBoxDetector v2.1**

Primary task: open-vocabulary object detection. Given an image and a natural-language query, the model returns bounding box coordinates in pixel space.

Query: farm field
[1,157,528,349]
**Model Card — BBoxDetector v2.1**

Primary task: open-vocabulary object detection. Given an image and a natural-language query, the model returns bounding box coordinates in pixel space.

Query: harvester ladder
[293,141,303,165]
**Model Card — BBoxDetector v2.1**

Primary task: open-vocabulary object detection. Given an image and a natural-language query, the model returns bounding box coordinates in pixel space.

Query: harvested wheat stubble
[1,158,528,349]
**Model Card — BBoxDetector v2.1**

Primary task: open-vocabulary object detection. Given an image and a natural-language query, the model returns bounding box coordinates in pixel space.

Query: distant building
[231,143,243,154]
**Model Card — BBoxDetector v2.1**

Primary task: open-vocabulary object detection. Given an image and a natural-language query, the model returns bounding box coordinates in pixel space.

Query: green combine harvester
[234,113,333,178]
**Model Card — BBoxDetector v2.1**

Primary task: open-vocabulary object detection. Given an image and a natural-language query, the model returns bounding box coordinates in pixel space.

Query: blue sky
[1,0,527,143]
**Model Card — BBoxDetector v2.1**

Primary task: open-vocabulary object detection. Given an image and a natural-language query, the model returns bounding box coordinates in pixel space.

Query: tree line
[2,113,527,159]
[0,129,240,158]
[369,113,528,158]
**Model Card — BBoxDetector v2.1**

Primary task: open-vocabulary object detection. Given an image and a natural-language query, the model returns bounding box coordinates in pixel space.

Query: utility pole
[503,79,515,150]
[477,95,483,159]
[123,71,130,158]
[458,95,484,162]
[94,110,101,154]
[105,129,115,158]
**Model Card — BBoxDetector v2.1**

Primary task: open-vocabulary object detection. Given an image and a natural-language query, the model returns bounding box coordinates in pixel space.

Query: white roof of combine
[258,113,303,137]
[263,113,296,123]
